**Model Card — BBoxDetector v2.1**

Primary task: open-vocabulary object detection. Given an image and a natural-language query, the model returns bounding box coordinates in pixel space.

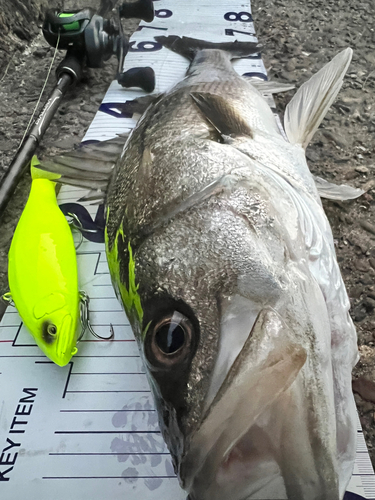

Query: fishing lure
[5,157,80,366]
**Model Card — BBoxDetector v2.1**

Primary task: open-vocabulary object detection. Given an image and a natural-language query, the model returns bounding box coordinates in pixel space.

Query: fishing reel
[42,0,155,92]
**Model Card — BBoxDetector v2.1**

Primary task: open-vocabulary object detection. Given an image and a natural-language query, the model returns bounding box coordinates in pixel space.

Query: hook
[67,212,84,251]
[78,291,115,341]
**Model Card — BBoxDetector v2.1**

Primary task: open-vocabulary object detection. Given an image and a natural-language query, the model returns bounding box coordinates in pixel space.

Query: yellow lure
[7,157,80,366]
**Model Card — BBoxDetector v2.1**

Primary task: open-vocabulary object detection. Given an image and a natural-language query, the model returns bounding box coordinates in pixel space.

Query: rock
[349,285,364,299]
[360,220,375,236]
[322,129,349,149]
[360,274,374,285]
[356,259,370,272]
[306,148,320,162]
[353,377,375,403]
[363,297,375,312]
[353,303,367,322]
[53,137,79,149]
[0,138,17,151]
[356,165,370,173]
[33,48,48,59]
[362,401,375,414]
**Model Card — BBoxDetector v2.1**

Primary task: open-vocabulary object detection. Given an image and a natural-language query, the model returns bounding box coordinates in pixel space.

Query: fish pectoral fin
[250,80,295,95]
[313,175,365,200]
[191,92,253,138]
[284,47,352,148]
[37,134,129,196]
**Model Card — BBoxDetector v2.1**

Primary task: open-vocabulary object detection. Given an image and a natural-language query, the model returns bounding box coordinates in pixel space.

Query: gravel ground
[1,0,375,467]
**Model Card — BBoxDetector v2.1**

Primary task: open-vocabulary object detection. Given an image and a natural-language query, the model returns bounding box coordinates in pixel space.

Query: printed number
[242,72,267,81]
[242,53,261,60]
[225,29,255,36]
[129,41,162,52]
[137,25,168,32]
[224,12,253,22]
[155,9,173,18]
[99,102,135,119]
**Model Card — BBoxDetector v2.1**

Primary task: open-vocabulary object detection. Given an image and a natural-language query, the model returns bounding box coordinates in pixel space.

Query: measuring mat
[1,1,374,499]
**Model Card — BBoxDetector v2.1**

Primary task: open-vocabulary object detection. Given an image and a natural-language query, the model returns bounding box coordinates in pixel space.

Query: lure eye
[147,311,193,366]
[47,324,57,335]
[42,321,58,344]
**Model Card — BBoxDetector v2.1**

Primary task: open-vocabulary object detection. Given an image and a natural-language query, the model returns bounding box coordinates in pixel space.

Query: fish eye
[147,311,193,366]
[155,318,186,354]
[47,324,57,336]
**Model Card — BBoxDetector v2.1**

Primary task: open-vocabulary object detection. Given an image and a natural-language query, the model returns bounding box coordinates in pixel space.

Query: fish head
[109,196,343,499]
[26,292,79,366]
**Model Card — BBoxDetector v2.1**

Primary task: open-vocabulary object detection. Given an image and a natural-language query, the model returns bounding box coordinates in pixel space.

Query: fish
[6,156,80,366]
[38,36,362,499]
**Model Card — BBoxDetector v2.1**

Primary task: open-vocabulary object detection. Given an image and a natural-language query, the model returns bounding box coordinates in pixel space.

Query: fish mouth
[179,308,307,500]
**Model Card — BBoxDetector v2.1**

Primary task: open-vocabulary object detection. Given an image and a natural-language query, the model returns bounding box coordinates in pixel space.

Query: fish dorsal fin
[313,175,364,201]
[284,48,352,148]
[191,92,253,138]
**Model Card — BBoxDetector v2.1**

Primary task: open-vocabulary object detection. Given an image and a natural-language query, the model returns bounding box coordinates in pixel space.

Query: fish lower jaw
[216,428,283,497]
[185,425,285,500]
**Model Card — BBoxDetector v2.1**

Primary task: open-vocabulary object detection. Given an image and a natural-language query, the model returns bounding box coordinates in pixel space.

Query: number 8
[224,12,253,22]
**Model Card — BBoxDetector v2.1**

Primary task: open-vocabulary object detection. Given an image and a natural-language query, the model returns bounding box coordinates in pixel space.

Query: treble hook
[67,212,84,251]
[78,290,115,342]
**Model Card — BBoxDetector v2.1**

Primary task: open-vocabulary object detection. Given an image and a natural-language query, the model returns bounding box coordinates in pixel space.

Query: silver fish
[40,36,361,500]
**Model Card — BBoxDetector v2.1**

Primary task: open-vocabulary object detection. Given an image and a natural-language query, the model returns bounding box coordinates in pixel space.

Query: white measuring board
[0,1,374,499]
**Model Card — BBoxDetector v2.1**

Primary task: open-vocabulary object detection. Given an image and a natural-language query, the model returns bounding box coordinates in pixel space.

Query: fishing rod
[0,0,155,218]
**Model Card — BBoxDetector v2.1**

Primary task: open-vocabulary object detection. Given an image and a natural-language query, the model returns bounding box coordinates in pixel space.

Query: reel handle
[118,67,155,93]
[119,0,154,22]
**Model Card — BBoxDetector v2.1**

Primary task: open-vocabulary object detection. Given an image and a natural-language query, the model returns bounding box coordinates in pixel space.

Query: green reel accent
[58,13,80,32]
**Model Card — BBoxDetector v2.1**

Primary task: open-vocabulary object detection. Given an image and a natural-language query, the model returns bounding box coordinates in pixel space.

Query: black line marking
[79,323,130,327]
[55,430,160,434]
[10,322,40,347]
[87,309,123,313]
[49,452,168,456]
[74,251,104,255]
[65,390,150,394]
[94,252,102,275]
[89,296,119,300]
[63,361,74,399]
[35,361,54,364]
[73,355,140,358]
[60,410,155,412]
[70,372,145,375]
[11,343,38,347]
[43,476,175,479]
[0,355,46,358]
[12,323,23,346]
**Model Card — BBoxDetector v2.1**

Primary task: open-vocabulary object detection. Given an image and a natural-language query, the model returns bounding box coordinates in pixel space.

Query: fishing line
[18,31,61,149]
[0,54,14,82]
